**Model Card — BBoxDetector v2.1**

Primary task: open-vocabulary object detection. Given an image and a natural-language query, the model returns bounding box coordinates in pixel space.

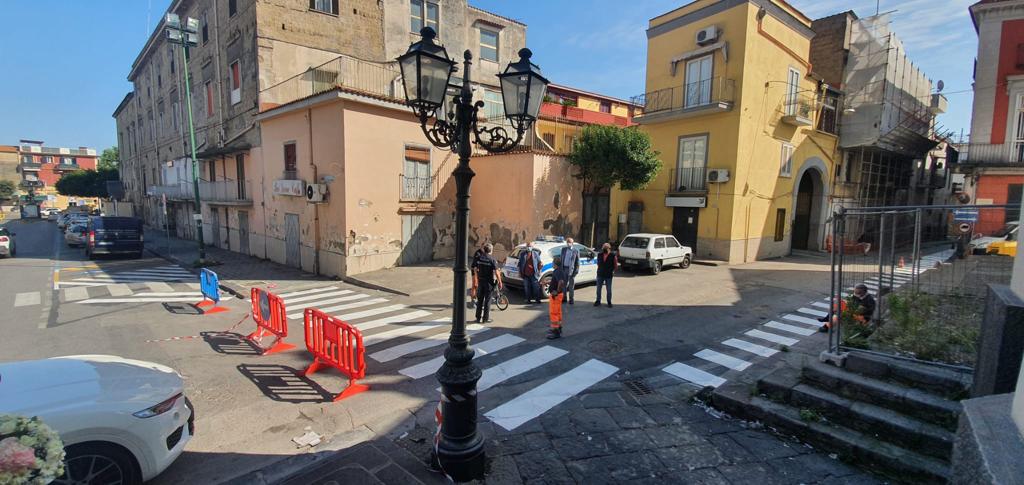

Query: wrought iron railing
[783,91,816,119]
[668,166,707,193]
[400,174,432,201]
[630,77,735,115]
[147,179,252,202]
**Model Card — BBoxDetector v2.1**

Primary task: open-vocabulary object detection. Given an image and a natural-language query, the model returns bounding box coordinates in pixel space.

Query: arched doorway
[792,165,826,251]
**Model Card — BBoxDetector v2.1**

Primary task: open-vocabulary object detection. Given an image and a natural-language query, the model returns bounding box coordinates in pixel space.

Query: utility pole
[165,13,206,263]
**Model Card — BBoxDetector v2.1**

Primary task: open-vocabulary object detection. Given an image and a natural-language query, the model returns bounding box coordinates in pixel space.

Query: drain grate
[623,378,654,397]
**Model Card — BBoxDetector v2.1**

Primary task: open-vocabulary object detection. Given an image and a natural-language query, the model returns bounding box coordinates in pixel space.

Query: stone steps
[785,383,954,461]
[802,359,962,431]
[843,351,972,399]
[713,385,950,484]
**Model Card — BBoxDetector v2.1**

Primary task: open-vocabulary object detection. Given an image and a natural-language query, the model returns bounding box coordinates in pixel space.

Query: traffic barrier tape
[145,312,251,343]
[246,288,295,355]
[302,308,368,402]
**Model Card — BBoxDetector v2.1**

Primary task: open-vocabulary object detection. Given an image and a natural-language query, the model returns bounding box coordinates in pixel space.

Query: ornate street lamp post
[397,27,548,481]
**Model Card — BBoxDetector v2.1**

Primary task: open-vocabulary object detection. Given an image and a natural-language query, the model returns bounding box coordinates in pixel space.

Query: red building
[17,140,99,206]
[963,0,1024,234]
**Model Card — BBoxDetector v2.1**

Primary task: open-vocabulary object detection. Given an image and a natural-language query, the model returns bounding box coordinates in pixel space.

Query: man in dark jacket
[517,242,542,304]
[472,243,502,323]
[558,238,581,304]
[594,242,618,307]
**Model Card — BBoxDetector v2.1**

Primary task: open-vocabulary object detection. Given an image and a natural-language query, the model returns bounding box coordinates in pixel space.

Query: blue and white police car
[500,236,598,297]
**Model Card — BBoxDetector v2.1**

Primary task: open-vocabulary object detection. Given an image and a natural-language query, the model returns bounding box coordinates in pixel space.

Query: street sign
[958,222,972,234]
[953,209,979,222]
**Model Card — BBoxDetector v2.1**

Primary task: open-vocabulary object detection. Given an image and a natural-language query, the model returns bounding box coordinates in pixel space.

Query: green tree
[568,125,662,244]
[0,180,16,202]
[55,168,120,198]
[98,146,119,170]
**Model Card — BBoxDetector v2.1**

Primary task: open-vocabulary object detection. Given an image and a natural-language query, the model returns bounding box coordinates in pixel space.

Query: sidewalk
[144,228,330,298]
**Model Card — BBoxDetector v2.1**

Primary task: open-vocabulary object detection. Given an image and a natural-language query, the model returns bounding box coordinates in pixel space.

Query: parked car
[0,355,194,485]
[58,212,88,230]
[0,225,16,257]
[65,223,89,247]
[617,233,692,274]
[500,236,598,298]
[86,216,145,259]
[970,222,1018,254]
[986,227,1018,257]
[47,209,61,221]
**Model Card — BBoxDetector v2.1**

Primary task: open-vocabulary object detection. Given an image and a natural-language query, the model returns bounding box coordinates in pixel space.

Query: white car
[618,233,692,274]
[0,225,15,257]
[501,237,598,297]
[970,222,1018,254]
[0,355,194,485]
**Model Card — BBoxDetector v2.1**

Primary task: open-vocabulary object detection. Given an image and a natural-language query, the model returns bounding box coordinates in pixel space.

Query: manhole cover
[586,339,623,355]
[623,378,654,397]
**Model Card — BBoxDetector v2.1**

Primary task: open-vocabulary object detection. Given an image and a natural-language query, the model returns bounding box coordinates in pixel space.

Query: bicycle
[491,285,509,311]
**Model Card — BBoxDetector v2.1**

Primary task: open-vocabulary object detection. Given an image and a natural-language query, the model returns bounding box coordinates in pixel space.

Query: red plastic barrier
[302,308,369,402]
[246,287,296,355]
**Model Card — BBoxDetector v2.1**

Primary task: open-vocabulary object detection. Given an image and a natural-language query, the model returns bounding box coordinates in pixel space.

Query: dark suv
[86,217,144,259]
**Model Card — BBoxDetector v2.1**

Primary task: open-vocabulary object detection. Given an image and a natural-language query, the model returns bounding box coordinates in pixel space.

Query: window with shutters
[480,28,498,62]
[284,142,297,179]
[310,0,338,14]
[402,145,431,200]
[780,142,794,177]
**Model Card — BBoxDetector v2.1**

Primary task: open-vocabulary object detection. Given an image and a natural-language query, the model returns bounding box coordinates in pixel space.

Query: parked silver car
[65,223,88,247]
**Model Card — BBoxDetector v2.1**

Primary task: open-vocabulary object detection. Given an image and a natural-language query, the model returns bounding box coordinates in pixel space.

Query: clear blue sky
[0,0,976,150]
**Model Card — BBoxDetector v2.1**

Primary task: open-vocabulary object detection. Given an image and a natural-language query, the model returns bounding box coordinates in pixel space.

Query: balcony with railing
[630,77,735,124]
[400,175,433,202]
[958,143,1024,166]
[781,92,816,127]
[260,55,403,111]
[538,103,631,127]
[667,166,707,194]
[18,162,41,171]
[146,179,252,204]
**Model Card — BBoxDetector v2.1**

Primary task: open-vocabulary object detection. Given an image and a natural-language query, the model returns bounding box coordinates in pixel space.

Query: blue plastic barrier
[200,268,220,304]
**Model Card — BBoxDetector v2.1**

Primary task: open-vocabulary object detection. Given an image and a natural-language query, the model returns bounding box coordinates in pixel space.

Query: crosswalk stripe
[63,286,89,302]
[57,281,110,287]
[14,292,40,307]
[369,325,488,363]
[722,338,778,357]
[796,307,828,318]
[399,334,524,379]
[334,304,405,321]
[73,275,189,282]
[108,284,133,296]
[363,319,449,347]
[474,346,569,393]
[485,359,618,432]
[663,362,726,388]
[764,320,817,336]
[355,310,433,332]
[695,349,751,371]
[146,282,174,292]
[110,269,193,277]
[289,298,389,320]
[277,287,338,299]
[811,301,830,309]
[293,294,368,310]
[186,282,201,290]
[78,297,200,304]
[132,292,203,297]
[782,314,821,327]
[745,329,799,346]
[282,289,353,305]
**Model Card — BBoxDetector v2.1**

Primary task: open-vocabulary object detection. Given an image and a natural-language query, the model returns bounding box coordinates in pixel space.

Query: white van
[617,233,692,274]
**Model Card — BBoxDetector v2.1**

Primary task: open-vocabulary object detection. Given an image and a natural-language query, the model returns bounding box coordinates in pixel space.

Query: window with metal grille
[775,209,786,241]
[284,143,297,179]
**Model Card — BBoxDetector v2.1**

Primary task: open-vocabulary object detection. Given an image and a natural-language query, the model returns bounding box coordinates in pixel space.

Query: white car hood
[0,355,183,415]
[970,236,1003,248]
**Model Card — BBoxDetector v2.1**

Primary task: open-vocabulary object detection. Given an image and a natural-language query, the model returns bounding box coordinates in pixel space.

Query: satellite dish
[937,80,945,92]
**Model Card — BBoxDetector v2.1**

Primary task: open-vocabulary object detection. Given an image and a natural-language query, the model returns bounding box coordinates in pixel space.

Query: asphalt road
[0,219,838,483]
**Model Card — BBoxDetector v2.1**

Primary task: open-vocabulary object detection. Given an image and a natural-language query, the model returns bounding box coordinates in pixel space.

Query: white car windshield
[620,237,649,249]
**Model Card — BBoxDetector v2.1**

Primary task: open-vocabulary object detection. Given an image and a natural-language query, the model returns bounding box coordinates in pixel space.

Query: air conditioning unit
[306,183,328,203]
[707,169,730,183]
[696,26,720,45]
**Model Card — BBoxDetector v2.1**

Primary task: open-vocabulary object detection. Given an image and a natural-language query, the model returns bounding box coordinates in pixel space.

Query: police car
[501,236,598,297]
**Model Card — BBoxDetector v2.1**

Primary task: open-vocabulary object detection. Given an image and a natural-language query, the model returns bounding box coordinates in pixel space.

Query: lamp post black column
[397,28,549,481]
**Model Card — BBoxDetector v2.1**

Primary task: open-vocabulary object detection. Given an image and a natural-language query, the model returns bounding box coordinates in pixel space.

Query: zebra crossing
[273,284,620,431]
[13,282,203,307]
[659,249,955,390]
[58,264,195,288]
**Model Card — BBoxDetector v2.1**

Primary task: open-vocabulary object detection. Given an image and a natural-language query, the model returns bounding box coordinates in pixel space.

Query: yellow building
[615,0,840,263]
